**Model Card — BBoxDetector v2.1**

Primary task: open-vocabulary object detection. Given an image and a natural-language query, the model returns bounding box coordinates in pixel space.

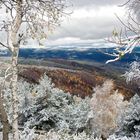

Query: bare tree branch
[106,0,140,64]
[0,41,12,52]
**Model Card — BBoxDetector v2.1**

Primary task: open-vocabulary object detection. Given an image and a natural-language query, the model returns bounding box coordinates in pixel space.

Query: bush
[1,73,131,139]
[90,80,128,138]
[16,74,92,135]
[116,94,140,139]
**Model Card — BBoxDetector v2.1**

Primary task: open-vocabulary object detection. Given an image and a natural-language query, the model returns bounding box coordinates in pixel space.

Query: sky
[0,0,129,48]
[46,0,127,45]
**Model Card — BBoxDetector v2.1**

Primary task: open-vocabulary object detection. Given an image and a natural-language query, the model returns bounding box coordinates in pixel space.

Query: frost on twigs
[108,134,131,140]
[43,130,102,140]
[106,0,140,64]
[124,61,140,85]
[109,61,140,139]
[115,94,140,139]
[90,80,128,138]
[1,73,132,139]
[0,0,69,45]
[9,74,91,138]
[25,76,91,133]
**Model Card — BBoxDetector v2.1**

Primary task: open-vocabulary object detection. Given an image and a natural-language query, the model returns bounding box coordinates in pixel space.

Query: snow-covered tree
[90,80,128,138]
[38,130,102,140]
[113,62,140,139]
[2,73,133,139]
[108,134,131,140]
[18,74,91,134]
[124,61,140,87]
[1,74,92,139]
[117,94,140,139]
[109,95,140,140]
[0,1,68,139]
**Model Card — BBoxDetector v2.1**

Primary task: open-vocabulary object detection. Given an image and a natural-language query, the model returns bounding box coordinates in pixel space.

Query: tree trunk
[0,92,10,140]
[11,46,20,140]
[10,0,22,139]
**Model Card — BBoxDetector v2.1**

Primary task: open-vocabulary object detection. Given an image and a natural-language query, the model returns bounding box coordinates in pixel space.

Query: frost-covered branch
[106,0,140,63]
[90,80,128,138]
[124,61,140,84]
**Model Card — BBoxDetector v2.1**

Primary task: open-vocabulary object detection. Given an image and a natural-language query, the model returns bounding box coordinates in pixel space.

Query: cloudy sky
[46,0,127,45]
[0,0,129,48]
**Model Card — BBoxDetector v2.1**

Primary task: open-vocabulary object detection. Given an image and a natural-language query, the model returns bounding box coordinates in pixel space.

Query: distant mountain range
[0,45,139,98]
[0,46,140,67]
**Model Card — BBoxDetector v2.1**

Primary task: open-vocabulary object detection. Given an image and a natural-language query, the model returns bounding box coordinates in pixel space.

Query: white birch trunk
[11,47,19,140]
[10,0,22,140]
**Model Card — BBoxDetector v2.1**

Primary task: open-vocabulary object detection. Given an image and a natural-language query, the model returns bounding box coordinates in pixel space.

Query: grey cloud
[48,0,126,41]
[48,16,120,40]
[71,0,126,8]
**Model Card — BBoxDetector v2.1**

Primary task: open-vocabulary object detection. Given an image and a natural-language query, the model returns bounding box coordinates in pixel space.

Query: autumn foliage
[19,67,134,99]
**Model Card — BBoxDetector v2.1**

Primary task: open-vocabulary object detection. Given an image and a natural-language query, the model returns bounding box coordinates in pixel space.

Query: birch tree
[0,0,68,140]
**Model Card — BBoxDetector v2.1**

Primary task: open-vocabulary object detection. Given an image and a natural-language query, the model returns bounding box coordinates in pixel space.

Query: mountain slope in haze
[0,44,139,100]
[18,59,136,100]
[0,46,140,66]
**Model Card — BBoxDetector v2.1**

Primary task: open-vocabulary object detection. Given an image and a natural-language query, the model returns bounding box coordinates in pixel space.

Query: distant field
[0,57,138,100]
[18,58,136,100]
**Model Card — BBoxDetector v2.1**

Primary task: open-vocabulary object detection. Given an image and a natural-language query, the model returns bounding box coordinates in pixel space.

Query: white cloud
[0,0,127,47]
[72,6,124,18]
[48,5,126,41]
[71,0,126,8]
[43,37,117,50]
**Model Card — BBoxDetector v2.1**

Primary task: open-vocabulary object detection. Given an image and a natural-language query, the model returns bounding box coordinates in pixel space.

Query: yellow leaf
[112,30,118,37]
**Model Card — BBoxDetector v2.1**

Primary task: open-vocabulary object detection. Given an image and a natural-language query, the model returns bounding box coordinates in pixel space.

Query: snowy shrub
[17,81,35,115]
[1,73,132,139]
[3,83,13,124]
[108,134,131,140]
[90,80,128,138]
[124,61,140,86]
[19,125,37,140]
[30,81,90,133]
[43,130,101,140]
[19,78,128,139]
[57,97,91,133]
[116,94,140,139]
[109,61,140,140]
[20,130,101,140]
[12,73,92,137]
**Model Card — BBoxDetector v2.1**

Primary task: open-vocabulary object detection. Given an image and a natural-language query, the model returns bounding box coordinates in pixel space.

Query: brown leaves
[19,66,134,99]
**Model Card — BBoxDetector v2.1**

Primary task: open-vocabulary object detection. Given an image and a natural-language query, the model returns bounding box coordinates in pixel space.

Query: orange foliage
[19,67,134,99]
